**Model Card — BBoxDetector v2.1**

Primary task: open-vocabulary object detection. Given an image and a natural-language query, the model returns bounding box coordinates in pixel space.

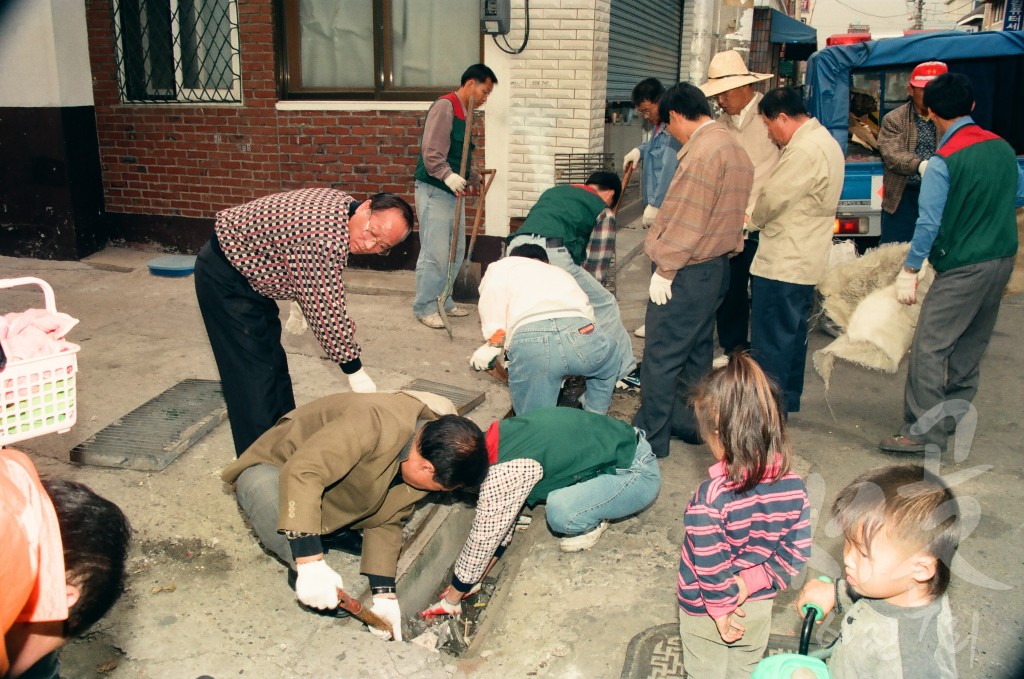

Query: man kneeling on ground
[221,391,488,640]
[419,407,661,618]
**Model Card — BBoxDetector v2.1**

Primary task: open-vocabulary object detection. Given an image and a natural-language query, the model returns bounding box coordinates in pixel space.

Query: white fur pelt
[814,254,934,391]
[816,242,911,331]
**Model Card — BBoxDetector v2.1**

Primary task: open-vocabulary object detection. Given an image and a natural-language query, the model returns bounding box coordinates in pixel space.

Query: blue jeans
[506,317,620,415]
[413,180,466,318]
[545,431,660,535]
[508,234,636,379]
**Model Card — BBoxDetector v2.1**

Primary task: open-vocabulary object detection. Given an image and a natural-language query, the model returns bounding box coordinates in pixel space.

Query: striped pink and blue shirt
[678,458,811,619]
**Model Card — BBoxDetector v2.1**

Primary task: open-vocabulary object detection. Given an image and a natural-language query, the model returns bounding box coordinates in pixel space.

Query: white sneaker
[446,306,470,317]
[634,324,646,338]
[559,521,609,552]
[712,354,730,369]
[418,313,446,329]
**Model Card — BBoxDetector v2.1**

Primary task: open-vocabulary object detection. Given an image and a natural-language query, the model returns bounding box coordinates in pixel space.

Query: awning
[770,9,816,45]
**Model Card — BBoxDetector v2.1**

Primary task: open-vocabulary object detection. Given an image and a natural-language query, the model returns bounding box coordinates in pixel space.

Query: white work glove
[649,272,673,305]
[642,205,659,227]
[444,173,467,194]
[285,301,308,335]
[294,559,343,610]
[896,269,919,305]
[623,147,641,172]
[347,368,377,393]
[918,159,929,177]
[470,344,502,370]
[418,596,462,620]
[368,596,403,641]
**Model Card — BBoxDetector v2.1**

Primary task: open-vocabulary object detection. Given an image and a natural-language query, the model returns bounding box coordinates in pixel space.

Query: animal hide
[816,243,910,331]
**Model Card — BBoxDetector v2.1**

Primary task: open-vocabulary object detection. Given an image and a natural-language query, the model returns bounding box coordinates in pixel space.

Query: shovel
[453,168,497,302]
[615,161,635,215]
[437,96,476,339]
[336,587,396,640]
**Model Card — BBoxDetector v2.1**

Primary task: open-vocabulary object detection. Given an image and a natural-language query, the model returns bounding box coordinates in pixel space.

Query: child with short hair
[797,464,960,678]
[678,353,812,678]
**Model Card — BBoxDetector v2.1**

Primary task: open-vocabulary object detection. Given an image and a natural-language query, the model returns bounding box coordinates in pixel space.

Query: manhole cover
[620,624,822,678]
[71,379,226,471]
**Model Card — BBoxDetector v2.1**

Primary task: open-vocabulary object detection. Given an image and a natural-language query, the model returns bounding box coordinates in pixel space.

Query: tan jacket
[718,92,781,215]
[750,118,845,285]
[222,391,453,578]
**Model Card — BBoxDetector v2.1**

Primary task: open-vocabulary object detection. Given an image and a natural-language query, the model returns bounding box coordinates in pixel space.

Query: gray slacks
[235,464,294,567]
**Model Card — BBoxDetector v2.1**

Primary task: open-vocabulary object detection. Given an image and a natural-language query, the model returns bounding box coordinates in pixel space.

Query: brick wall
[504,0,610,217]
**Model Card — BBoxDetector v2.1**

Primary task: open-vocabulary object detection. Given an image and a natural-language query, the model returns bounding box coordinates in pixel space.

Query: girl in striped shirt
[677,353,812,678]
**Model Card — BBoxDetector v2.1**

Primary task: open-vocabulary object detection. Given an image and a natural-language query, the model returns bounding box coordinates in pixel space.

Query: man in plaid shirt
[195,188,414,456]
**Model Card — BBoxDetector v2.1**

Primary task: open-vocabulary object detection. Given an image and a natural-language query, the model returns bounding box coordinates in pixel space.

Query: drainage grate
[71,379,226,471]
[401,380,485,416]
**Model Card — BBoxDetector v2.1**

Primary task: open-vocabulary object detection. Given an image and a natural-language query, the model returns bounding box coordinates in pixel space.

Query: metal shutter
[607,0,683,103]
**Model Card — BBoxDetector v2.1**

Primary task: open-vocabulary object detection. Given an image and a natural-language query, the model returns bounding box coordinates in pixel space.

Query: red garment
[0,449,67,675]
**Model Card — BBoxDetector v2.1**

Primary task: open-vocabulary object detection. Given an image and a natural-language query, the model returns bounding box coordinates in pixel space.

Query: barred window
[113,0,242,103]
[280,0,482,101]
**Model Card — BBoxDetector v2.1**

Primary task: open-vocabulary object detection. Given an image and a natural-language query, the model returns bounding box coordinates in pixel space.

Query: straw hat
[699,50,773,98]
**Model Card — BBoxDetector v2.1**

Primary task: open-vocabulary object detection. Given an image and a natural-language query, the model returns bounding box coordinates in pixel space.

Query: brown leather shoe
[878,434,926,454]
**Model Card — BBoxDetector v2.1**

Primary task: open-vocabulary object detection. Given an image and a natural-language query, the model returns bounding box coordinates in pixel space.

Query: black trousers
[715,237,758,352]
[750,276,814,415]
[194,236,295,456]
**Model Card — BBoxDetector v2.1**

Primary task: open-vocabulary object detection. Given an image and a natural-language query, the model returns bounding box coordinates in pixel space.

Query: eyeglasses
[364,212,393,256]
[635,103,658,120]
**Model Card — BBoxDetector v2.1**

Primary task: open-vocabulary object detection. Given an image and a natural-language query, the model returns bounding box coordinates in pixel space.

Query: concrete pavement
[2,223,1022,678]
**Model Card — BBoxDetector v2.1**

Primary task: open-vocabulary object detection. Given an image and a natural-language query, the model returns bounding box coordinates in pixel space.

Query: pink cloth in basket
[0,308,79,362]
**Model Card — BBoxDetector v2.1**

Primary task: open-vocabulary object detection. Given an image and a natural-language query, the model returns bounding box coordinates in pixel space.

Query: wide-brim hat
[700,50,773,98]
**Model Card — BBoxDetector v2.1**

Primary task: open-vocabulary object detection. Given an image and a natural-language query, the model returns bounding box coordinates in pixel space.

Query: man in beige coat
[749,87,845,415]
[700,50,781,365]
[221,391,488,639]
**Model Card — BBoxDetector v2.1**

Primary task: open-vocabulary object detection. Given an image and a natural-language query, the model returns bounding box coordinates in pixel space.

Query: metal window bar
[112,0,242,103]
[552,152,619,294]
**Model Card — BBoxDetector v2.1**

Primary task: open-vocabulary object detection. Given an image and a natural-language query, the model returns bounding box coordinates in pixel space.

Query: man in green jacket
[221,391,488,639]
[418,408,661,618]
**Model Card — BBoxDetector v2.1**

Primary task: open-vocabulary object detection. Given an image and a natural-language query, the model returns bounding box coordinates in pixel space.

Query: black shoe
[321,529,363,556]
[286,569,352,619]
[616,363,641,390]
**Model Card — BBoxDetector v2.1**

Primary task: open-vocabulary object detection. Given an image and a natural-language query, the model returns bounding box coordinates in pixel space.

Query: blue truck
[804,30,1024,248]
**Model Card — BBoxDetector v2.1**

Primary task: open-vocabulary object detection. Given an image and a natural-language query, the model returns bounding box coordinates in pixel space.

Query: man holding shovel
[221,391,489,640]
[413,64,498,330]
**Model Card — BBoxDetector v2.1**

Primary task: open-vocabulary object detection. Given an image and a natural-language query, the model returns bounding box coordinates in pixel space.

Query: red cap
[909,61,948,88]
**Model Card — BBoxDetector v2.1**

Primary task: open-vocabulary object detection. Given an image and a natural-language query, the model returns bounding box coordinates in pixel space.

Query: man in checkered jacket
[195,188,414,456]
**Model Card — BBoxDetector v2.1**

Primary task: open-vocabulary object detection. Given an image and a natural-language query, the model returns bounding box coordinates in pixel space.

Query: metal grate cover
[401,380,485,416]
[71,379,226,471]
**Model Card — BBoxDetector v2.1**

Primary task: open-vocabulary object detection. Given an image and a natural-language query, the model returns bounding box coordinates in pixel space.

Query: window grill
[553,152,615,185]
[112,0,242,104]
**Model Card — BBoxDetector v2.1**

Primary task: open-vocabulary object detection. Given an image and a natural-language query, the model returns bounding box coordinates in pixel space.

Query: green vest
[512,184,608,264]
[496,408,637,506]
[414,93,474,195]
[929,124,1019,273]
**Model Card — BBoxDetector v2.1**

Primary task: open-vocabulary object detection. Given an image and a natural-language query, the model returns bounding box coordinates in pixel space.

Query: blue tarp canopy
[770,9,816,44]
[805,31,1024,151]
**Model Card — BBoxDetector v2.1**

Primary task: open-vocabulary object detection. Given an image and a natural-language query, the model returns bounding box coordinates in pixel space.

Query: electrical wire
[493,0,530,55]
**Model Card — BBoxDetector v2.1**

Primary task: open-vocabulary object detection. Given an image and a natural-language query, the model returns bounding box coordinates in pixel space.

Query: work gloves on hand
[649,272,673,305]
[294,559,343,610]
[917,159,929,177]
[347,368,377,393]
[642,205,659,227]
[419,596,462,619]
[895,269,919,305]
[623,147,641,172]
[368,596,403,641]
[444,173,468,195]
[470,344,502,371]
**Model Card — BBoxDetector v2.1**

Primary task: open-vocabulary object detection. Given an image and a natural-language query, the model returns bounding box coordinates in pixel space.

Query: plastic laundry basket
[0,277,80,446]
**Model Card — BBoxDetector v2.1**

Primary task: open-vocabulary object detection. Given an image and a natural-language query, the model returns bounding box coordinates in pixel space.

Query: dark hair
[585,170,622,208]
[923,73,973,120]
[41,478,131,638]
[689,352,789,494]
[832,464,959,597]
[757,87,808,120]
[631,77,665,107]
[461,64,498,86]
[418,415,488,488]
[368,192,414,239]
[509,243,549,262]
[658,82,713,125]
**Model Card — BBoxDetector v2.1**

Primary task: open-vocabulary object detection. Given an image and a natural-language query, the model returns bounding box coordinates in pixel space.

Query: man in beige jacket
[221,391,488,639]
[749,87,845,415]
[700,50,781,365]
